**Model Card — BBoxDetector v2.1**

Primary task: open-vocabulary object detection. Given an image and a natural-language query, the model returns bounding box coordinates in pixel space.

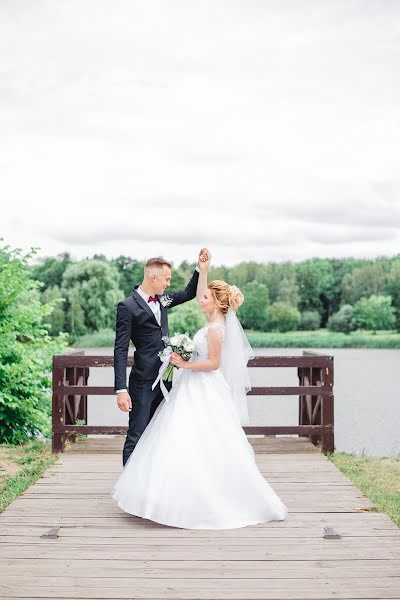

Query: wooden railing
[52,350,334,454]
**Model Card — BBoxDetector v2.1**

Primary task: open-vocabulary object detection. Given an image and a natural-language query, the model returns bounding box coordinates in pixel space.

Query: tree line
[30,252,400,339]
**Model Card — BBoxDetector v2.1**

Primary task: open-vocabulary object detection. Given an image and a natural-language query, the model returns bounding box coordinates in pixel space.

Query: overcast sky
[1,0,399,267]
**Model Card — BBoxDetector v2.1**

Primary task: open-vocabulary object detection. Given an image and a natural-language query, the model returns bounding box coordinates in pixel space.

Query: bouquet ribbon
[151,346,173,401]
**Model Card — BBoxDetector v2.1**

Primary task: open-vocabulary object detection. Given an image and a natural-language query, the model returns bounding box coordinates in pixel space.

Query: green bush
[327,304,357,334]
[299,310,321,330]
[353,294,396,333]
[0,243,68,444]
[266,302,301,332]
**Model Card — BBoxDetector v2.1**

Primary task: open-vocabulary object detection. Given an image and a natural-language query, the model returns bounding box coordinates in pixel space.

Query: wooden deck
[0,436,399,599]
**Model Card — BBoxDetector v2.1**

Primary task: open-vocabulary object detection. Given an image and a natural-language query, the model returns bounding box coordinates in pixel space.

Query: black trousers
[122,378,173,466]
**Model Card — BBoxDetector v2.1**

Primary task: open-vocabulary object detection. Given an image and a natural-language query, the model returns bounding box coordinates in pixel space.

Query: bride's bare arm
[196,249,211,303]
[170,327,223,372]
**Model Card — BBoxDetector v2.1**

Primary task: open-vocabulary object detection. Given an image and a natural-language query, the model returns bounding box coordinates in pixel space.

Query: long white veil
[220,307,255,425]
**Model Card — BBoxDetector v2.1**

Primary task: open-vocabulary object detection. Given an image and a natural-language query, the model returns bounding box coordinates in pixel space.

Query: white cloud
[0,0,399,266]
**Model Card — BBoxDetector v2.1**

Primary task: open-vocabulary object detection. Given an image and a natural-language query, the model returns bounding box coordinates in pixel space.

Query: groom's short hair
[145,257,172,273]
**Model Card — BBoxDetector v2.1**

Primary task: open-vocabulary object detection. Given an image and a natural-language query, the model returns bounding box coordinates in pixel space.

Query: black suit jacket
[113,269,199,391]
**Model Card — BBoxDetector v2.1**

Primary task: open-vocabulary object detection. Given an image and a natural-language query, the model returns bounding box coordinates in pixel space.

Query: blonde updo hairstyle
[207,280,244,315]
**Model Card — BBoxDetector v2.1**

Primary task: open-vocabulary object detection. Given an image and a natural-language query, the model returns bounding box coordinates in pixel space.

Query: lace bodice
[191,322,226,360]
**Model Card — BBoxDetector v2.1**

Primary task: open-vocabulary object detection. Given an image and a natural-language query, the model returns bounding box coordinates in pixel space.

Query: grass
[74,327,400,349]
[73,328,116,347]
[327,451,400,527]
[245,328,400,348]
[0,440,59,514]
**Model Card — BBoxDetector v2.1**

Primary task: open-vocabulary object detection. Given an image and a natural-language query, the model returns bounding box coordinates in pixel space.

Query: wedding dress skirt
[112,324,289,529]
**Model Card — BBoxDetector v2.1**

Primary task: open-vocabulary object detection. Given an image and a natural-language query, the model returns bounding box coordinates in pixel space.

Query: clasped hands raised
[169,247,211,369]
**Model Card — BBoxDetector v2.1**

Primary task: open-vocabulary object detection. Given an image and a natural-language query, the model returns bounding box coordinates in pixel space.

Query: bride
[112,253,288,529]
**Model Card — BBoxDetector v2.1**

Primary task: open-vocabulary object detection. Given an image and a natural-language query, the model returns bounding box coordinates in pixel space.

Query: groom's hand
[198,248,211,270]
[197,248,211,270]
[117,391,132,412]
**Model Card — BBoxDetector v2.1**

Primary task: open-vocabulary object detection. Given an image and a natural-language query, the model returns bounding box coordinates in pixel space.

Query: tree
[341,263,387,305]
[326,258,362,319]
[30,252,72,288]
[0,243,68,443]
[168,302,206,338]
[270,263,297,302]
[207,264,229,282]
[238,281,269,331]
[228,262,263,287]
[386,260,400,332]
[299,310,321,331]
[353,294,396,333]
[111,256,145,297]
[66,287,86,338]
[267,302,301,332]
[169,270,186,292]
[61,260,124,338]
[326,305,357,334]
[41,285,65,335]
[276,275,300,308]
[296,259,335,325]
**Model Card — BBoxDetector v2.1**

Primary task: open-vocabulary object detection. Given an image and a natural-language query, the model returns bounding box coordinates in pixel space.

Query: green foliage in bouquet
[158,333,195,382]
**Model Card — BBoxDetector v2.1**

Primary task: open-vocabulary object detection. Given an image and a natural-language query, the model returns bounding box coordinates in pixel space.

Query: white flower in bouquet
[183,340,195,352]
[157,332,195,382]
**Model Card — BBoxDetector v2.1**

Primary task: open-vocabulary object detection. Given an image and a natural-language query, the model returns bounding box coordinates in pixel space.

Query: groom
[114,249,209,465]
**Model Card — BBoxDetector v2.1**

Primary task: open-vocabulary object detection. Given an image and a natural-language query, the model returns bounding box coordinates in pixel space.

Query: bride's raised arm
[196,248,211,304]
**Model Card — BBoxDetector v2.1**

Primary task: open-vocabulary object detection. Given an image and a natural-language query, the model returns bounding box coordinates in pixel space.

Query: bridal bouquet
[157,332,195,382]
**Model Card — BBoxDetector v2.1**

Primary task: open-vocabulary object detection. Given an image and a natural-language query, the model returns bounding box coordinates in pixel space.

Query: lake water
[79,347,400,458]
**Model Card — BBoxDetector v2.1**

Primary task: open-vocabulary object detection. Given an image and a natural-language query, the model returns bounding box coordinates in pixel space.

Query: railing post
[321,360,334,454]
[299,352,324,448]
[65,365,77,444]
[52,358,65,453]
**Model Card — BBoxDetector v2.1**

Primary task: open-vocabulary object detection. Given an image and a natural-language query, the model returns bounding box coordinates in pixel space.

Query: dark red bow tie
[148,295,158,304]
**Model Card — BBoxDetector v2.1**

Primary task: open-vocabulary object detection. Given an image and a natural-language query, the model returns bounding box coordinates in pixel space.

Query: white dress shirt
[138,285,162,325]
[116,266,200,394]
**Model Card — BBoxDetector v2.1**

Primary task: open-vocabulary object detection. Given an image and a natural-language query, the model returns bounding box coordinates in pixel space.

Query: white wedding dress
[112,321,289,529]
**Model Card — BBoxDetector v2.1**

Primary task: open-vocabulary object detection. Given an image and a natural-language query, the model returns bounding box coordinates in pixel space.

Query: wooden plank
[2,558,400,577]
[1,544,399,560]
[0,529,400,551]
[1,580,400,600]
[0,512,395,528]
[57,437,322,454]
[1,525,398,538]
